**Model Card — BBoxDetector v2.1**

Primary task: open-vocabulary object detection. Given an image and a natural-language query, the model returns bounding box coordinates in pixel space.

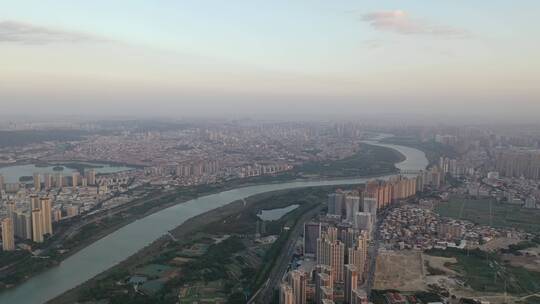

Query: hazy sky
[1,1,539,121]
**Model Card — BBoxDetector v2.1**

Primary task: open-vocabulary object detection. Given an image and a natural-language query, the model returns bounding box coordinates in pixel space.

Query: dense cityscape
[1,121,540,304]
[2,1,539,304]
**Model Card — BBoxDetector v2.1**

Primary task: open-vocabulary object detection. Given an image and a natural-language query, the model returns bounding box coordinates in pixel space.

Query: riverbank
[0,140,427,304]
[49,186,337,304]
[0,144,403,293]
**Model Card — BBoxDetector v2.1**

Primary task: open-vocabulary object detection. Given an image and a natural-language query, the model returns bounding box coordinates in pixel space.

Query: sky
[0,1,539,122]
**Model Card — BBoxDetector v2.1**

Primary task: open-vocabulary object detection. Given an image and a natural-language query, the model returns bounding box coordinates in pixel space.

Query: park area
[435,197,540,233]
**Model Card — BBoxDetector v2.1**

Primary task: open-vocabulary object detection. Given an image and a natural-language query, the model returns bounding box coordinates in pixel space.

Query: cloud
[361,10,469,38]
[0,20,110,44]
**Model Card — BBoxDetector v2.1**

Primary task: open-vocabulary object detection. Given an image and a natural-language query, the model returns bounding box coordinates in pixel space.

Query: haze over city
[1,1,539,121]
[2,2,540,304]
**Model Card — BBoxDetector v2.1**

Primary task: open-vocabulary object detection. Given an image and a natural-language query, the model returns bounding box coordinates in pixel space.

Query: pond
[257,204,300,221]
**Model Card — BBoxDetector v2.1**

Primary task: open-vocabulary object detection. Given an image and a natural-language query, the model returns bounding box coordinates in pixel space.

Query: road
[361,209,385,293]
[250,204,324,304]
[251,204,388,303]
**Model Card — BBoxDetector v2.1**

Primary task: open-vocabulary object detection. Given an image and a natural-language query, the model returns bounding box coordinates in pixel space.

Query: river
[0,141,428,304]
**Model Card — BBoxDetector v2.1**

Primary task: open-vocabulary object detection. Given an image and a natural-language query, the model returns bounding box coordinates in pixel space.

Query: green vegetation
[426,248,540,294]
[381,136,457,166]
[524,295,540,304]
[435,196,540,233]
[371,290,441,304]
[294,143,404,177]
[0,252,58,290]
[175,236,246,283]
[0,251,30,269]
[414,291,443,303]
[72,186,334,304]
[500,241,538,254]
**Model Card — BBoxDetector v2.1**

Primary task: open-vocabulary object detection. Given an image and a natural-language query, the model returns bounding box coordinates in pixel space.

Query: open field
[435,197,540,233]
[502,253,540,272]
[481,237,523,252]
[374,250,426,291]
[426,248,540,295]
[374,249,540,304]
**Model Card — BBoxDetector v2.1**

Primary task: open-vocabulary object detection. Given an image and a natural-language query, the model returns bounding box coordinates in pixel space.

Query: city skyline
[1,1,539,121]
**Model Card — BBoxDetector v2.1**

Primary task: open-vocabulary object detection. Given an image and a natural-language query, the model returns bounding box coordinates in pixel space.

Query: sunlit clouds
[0,20,111,44]
[361,10,470,38]
[0,0,539,121]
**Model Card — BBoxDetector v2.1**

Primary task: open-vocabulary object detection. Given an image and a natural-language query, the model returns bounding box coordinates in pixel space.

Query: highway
[362,205,395,295]
[250,204,324,304]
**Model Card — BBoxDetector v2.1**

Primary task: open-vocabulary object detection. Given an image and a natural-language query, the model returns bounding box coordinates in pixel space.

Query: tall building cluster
[280,173,433,304]
[1,217,15,251]
[0,167,114,252]
[30,170,97,191]
[495,149,540,179]
[1,195,54,250]
[281,189,377,304]
[364,176,419,210]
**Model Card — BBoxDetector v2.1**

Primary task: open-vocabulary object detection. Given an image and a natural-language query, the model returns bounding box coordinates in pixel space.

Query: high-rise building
[289,270,307,304]
[344,264,359,304]
[30,195,40,210]
[343,228,358,249]
[72,172,79,188]
[326,226,338,243]
[304,222,321,256]
[55,173,63,188]
[369,180,393,209]
[44,173,53,190]
[81,177,88,187]
[1,218,15,251]
[0,174,4,191]
[495,150,540,180]
[14,211,32,240]
[345,194,361,222]
[354,212,372,236]
[317,236,345,282]
[33,172,41,191]
[85,169,96,185]
[31,209,44,243]
[315,265,334,304]
[280,283,294,304]
[40,197,53,236]
[52,209,62,222]
[362,197,377,218]
[328,192,345,217]
[6,201,16,220]
[348,235,367,281]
